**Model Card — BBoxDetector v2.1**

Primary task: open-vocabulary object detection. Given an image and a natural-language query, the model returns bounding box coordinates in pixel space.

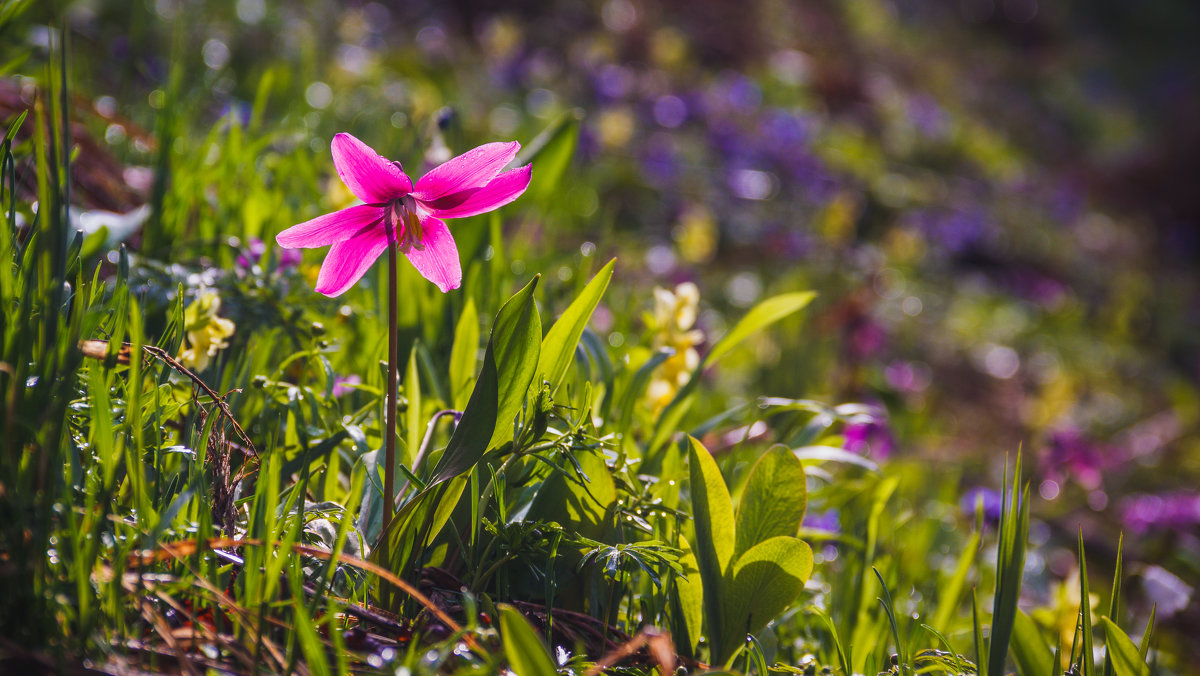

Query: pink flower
[276,133,532,295]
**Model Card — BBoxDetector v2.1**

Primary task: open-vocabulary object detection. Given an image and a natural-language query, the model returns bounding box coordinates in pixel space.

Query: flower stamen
[390,195,425,253]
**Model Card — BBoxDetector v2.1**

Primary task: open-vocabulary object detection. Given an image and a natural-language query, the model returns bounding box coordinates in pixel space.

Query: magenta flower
[276,133,532,295]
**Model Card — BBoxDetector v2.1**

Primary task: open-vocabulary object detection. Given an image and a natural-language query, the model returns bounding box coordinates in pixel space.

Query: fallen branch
[79,339,257,455]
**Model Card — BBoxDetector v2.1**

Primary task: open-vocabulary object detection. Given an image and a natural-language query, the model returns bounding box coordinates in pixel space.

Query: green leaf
[931,529,980,634]
[537,258,614,395]
[809,607,852,676]
[650,292,815,451]
[1104,534,1125,676]
[426,341,499,487]
[488,275,542,450]
[617,347,676,431]
[792,445,879,470]
[734,446,807,559]
[1099,617,1149,676]
[989,454,1030,676]
[449,298,480,409]
[1137,605,1155,660]
[688,435,736,662]
[404,346,421,469]
[525,447,616,540]
[673,535,705,654]
[1012,609,1054,676]
[499,603,558,676]
[721,536,813,664]
[1079,530,1095,676]
[875,568,907,676]
[516,109,582,203]
[705,291,816,365]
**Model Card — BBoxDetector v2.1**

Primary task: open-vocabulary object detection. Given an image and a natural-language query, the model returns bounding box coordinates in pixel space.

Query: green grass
[0,4,1178,675]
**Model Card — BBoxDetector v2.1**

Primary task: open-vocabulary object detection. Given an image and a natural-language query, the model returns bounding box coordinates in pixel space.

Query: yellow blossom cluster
[179,291,236,371]
[644,282,704,413]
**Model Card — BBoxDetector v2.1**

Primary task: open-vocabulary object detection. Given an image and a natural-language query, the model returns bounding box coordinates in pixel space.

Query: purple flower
[640,134,680,186]
[925,209,993,253]
[884,360,930,393]
[236,238,268,270]
[1042,427,1107,490]
[760,108,811,150]
[960,487,1003,523]
[278,247,303,269]
[332,374,362,398]
[843,409,894,460]
[708,71,761,113]
[593,64,635,101]
[847,317,888,361]
[276,133,532,295]
[1120,492,1200,533]
[803,509,840,533]
[238,237,302,273]
[907,94,949,139]
[652,95,688,128]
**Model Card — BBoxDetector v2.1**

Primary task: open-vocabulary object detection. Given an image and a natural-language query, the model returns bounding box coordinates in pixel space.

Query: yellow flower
[644,282,704,413]
[179,292,236,371]
[1032,568,1099,654]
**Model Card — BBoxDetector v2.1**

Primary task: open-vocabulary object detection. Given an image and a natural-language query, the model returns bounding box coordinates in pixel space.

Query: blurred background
[12,0,1200,651]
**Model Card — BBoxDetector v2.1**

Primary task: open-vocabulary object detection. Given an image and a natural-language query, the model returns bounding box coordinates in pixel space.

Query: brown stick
[583,626,677,676]
[79,339,257,456]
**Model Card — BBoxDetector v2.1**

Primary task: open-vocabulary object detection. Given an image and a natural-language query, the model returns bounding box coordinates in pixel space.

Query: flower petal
[427,165,533,219]
[276,204,383,248]
[412,141,520,202]
[331,133,413,203]
[403,215,461,293]
[314,225,389,297]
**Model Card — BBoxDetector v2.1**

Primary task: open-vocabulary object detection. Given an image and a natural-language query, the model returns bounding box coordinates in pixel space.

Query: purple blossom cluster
[1120,492,1200,534]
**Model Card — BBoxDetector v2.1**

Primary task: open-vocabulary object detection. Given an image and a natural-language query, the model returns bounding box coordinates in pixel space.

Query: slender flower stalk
[277,133,531,534]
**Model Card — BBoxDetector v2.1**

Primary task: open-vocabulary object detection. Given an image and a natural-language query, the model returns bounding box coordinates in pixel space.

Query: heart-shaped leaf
[735,446,807,559]
[720,536,813,663]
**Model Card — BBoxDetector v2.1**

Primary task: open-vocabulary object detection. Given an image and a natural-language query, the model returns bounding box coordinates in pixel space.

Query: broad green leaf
[526,447,615,540]
[735,446,807,559]
[427,344,498,486]
[488,275,542,450]
[705,291,816,365]
[499,603,558,676]
[687,436,735,663]
[516,109,582,203]
[1011,609,1054,676]
[1099,617,1149,676]
[537,258,614,395]
[449,298,480,409]
[650,292,815,452]
[721,536,813,664]
[674,535,705,654]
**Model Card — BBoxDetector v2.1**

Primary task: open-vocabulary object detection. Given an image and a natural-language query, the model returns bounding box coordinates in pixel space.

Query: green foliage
[500,604,559,676]
[688,438,813,665]
[0,4,1182,673]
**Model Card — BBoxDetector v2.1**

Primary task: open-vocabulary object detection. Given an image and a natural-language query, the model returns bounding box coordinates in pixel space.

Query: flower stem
[383,221,399,537]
